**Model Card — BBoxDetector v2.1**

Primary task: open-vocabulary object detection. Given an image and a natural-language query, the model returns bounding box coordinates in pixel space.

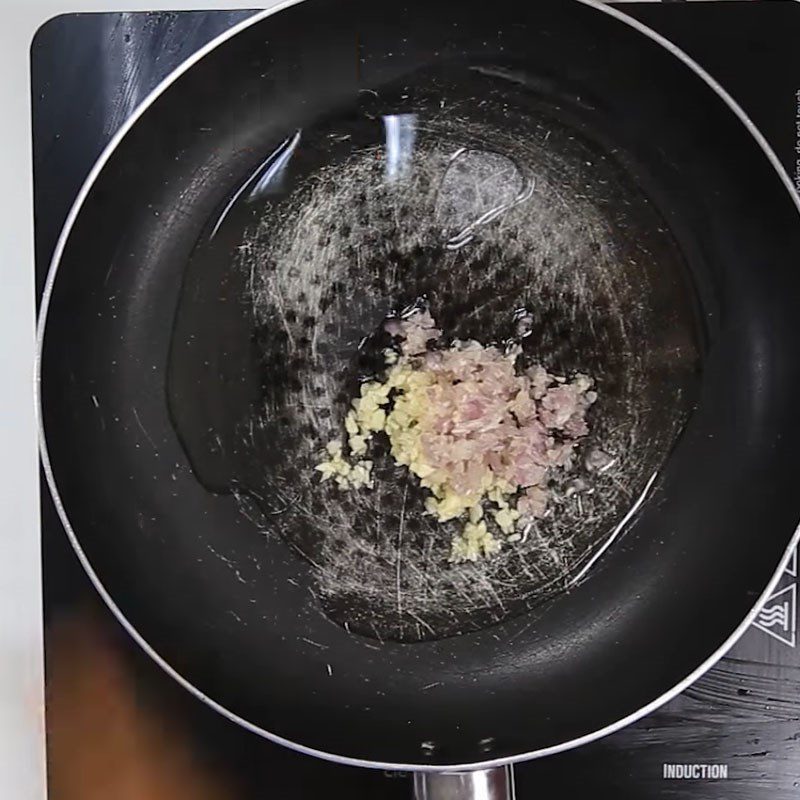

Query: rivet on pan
[420,741,436,755]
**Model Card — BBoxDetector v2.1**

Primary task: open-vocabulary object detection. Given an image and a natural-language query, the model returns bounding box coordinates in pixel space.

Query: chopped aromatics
[450,520,502,562]
[517,486,549,520]
[493,506,521,535]
[315,440,375,490]
[315,306,597,562]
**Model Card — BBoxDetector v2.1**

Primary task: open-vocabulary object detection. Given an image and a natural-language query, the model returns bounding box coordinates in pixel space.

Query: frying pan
[37,0,800,797]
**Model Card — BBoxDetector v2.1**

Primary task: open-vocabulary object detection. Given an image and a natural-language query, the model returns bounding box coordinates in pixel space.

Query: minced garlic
[315,441,354,489]
[449,520,502,562]
[493,506,521,536]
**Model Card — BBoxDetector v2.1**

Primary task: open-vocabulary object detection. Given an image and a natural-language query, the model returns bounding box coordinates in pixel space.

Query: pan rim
[34,0,800,772]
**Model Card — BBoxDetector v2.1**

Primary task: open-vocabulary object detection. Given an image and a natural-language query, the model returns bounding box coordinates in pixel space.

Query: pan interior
[166,66,703,642]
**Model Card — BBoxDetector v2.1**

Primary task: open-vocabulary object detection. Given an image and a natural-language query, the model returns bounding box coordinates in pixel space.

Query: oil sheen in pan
[166,66,703,643]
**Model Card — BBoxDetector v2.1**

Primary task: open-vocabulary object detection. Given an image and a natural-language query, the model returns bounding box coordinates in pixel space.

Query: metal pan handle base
[413,766,515,800]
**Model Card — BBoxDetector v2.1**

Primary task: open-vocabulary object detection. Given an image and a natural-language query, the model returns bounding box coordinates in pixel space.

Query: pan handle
[412,766,515,800]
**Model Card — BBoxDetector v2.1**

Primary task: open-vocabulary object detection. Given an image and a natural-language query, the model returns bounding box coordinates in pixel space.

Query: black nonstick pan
[37,0,800,796]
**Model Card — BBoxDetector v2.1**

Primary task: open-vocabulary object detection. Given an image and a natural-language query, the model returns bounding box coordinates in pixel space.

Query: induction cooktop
[31,3,800,798]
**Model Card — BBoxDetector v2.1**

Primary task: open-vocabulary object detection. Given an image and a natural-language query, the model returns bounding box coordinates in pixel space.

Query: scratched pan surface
[39,0,800,768]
